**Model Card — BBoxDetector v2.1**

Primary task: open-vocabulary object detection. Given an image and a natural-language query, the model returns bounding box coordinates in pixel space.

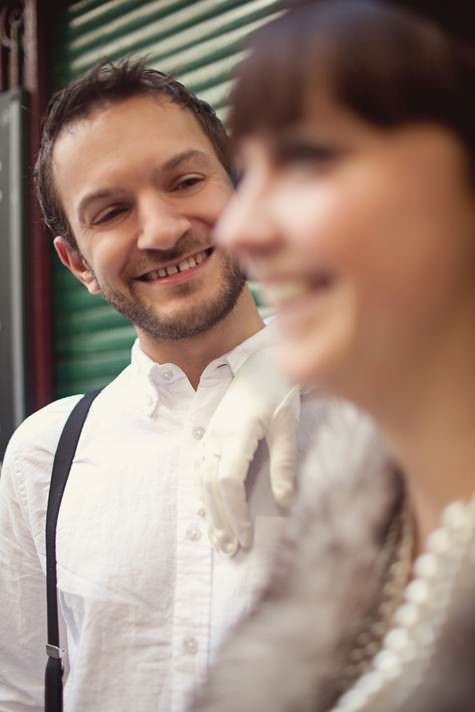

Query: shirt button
[192,426,205,440]
[183,636,198,656]
[161,368,173,381]
[186,525,202,542]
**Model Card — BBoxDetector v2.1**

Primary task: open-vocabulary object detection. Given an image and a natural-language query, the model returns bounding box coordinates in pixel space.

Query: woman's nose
[215,183,279,259]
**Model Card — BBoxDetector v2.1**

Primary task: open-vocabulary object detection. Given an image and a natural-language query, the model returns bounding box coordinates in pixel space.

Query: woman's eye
[173,175,204,191]
[277,142,342,168]
[92,206,127,225]
[230,168,243,188]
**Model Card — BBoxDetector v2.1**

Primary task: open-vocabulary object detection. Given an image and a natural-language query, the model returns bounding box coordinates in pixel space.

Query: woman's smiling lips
[137,247,215,287]
[260,273,336,309]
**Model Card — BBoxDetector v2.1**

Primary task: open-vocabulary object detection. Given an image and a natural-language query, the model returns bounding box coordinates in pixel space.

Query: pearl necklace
[340,498,414,691]
[332,495,475,712]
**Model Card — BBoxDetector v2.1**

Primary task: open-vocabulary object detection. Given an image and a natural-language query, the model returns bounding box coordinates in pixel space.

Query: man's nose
[137,196,191,251]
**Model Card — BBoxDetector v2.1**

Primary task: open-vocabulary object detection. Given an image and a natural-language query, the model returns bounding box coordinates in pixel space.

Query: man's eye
[92,206,127,225]
[173,175,204,191]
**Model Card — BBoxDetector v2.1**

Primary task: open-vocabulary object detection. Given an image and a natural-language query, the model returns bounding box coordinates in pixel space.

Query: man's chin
[103,278,245,342]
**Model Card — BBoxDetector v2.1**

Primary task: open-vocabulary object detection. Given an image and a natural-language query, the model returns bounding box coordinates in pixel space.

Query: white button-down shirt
[0,325,325,712]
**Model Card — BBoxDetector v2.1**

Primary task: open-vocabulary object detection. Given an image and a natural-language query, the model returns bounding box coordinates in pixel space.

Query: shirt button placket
[191,425,206,517]
[186,525,202,542]
[182,636,198,656]
[192,425,205,441]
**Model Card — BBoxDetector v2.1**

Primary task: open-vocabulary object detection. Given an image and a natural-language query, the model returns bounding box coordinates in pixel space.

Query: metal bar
[8,93,26,426]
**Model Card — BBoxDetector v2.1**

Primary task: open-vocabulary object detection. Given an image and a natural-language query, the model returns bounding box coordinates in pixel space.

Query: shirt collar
[131,342,186,416]
[130,318,277,415]
[220,318,278,376]
[131,340,185,386]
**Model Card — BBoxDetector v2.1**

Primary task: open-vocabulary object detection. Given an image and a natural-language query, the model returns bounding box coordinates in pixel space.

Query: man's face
[52,95,245,341]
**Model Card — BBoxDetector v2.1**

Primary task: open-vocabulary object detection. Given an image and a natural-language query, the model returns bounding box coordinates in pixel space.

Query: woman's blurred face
[217,93,475,404]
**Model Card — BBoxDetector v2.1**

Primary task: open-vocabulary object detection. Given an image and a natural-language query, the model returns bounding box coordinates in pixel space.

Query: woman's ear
[53,236,101,294]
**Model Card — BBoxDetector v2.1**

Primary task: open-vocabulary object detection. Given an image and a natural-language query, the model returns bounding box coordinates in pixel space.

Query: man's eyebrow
[78,189,128,225]
[77,150,212,223]
[161,149,213,172]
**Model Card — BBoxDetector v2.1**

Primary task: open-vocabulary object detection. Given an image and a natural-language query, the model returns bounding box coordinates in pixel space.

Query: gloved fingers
[194,450,234,551]
[275,384,301,421]
[266,386,301,509]
[217,455,254,550]
[201,456,239,556]
[199,423,260,552]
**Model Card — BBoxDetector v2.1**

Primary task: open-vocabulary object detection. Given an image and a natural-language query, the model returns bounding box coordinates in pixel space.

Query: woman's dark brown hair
[229,0,475,159]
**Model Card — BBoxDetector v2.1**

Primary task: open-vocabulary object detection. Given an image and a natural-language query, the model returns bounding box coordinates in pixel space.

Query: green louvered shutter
[51,0,281,398]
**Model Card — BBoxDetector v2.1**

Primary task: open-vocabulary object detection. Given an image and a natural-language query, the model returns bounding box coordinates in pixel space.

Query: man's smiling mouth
[138,247,215,282]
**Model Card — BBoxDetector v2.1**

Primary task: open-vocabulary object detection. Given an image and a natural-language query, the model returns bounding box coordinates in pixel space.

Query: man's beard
[96,251,246,341]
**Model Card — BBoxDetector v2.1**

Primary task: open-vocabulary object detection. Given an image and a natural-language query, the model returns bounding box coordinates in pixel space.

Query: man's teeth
[143,250,208,281]
[261,282,310,306]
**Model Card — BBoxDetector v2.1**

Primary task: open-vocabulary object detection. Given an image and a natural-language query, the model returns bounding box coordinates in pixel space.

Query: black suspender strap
[44,389,102,712]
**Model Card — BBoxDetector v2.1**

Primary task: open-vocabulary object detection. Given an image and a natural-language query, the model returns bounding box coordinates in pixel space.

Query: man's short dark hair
[35,57,232,248]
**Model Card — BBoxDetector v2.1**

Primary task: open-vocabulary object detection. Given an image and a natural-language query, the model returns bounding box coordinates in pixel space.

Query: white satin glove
[194,346,301,556]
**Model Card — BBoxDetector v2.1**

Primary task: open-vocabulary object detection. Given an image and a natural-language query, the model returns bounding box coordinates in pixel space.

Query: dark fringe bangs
[229,1,475,157]
[228,10,323,142]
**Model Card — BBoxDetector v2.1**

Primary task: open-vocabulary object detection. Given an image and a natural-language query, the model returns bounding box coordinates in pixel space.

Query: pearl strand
[332,495,475,712]
[341,502,413,689]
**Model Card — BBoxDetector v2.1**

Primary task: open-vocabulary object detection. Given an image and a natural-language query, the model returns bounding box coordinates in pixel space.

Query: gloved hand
[194,346,301,557]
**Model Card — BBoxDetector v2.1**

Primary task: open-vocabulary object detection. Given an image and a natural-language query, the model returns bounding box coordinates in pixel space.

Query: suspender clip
[46,644,65,659]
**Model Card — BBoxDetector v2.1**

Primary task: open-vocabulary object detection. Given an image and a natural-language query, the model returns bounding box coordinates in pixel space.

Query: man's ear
[54,236,101,295]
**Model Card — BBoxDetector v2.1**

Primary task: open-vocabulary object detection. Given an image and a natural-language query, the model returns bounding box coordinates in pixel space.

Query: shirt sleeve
[0,440,48,711]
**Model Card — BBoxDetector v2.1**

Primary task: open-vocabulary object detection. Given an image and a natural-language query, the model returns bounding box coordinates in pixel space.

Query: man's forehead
[53,94,218,180]
[61,94,204,141]
[53,93,218,173]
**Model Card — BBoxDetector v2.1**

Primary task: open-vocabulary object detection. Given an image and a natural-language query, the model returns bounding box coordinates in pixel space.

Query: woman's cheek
[272,181,341,257]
